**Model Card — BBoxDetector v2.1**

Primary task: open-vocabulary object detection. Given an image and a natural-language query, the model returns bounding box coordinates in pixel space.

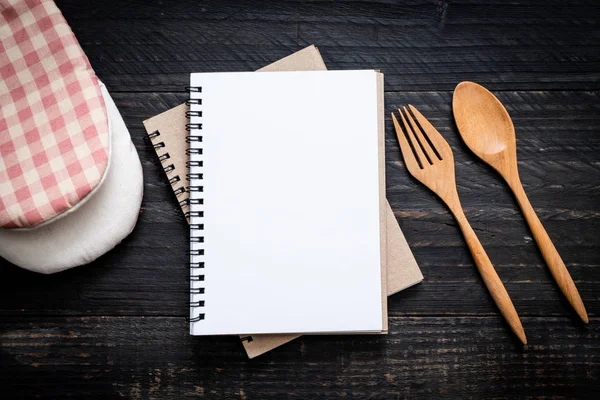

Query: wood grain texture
[54,0,600,92]
[0,316,598,399]
[1,0,599,398]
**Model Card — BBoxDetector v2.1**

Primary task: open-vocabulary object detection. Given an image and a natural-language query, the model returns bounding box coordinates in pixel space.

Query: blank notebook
[188,70,383,336]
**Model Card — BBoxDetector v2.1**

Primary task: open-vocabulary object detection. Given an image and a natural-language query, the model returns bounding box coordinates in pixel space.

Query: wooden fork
[392,105,527,345]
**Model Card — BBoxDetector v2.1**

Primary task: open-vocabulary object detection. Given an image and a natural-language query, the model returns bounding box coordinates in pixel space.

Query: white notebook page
[189,70,382,335]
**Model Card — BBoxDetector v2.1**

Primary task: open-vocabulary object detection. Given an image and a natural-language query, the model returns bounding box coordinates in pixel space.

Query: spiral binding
[187,85,205,325]
[146,130,186,200]
[158,153,170,162]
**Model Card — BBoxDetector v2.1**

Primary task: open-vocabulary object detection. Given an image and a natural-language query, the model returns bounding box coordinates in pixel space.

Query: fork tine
[402,106,437,164]
[397,108,429,169]
[391,112,422,174]
[407,104,452,160]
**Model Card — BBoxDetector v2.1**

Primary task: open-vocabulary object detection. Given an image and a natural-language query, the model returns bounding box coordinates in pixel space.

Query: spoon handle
[508,178,588,323]
[449,203,527,344]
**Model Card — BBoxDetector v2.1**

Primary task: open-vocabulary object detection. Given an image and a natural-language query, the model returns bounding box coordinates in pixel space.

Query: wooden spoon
[452,81,588,324]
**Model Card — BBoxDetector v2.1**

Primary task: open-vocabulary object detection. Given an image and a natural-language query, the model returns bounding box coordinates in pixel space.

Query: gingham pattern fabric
[0,0,109,229]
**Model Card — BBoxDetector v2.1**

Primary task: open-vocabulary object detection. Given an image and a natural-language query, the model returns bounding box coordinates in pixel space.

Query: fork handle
[507,177,588,323]
[449,204,527,344]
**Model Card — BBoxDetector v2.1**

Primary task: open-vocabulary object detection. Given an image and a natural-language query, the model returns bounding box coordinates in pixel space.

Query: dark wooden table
[1,1,599,398]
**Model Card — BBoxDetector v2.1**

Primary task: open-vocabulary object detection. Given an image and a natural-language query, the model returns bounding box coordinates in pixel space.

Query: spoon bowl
[453,82,517,177]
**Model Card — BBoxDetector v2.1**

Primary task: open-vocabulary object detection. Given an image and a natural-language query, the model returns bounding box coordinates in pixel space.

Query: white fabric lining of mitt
[0,82,143,274]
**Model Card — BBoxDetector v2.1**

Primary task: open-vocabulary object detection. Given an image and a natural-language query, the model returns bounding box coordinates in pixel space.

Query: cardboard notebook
[143,45,423,358]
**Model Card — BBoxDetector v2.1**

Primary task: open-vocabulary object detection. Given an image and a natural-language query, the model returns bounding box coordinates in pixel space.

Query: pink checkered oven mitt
[0,0,109,229]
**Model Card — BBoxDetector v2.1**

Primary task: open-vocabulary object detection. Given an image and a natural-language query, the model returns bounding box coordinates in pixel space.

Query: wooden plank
[1,90,598,318]
[0,205,597,318]
[55,0,600,91]
[57,0,600,21]
[0,256,597,318]
[0,316,598,398]
[295,0,600,92]
[57,0,299,20]
[129,89,600,215]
